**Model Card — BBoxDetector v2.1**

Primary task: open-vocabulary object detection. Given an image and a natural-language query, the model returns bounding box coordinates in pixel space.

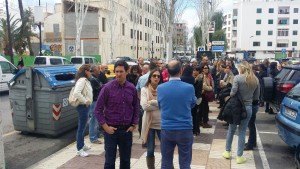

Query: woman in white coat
[74,64,93,157]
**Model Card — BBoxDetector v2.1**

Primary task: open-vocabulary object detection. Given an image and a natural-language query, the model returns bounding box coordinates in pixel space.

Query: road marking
[3,131,18,137]
[257,128,271,169]
[259,131,278,135]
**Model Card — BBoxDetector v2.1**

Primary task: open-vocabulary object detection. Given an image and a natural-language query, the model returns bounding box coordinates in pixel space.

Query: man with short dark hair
[95,60,139,169]
[157,60,197,169]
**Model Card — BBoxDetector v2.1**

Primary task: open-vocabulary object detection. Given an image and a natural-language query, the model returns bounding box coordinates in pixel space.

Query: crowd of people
[70,55,281,168]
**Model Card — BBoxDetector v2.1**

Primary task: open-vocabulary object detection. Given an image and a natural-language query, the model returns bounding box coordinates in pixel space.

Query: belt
[108,125,131,130]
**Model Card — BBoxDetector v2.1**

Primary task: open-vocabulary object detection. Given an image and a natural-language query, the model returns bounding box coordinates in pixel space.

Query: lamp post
[151,41,154,59]
[39,0,42,56]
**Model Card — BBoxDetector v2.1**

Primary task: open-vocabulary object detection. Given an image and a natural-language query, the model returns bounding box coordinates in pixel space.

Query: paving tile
[206,158,231,169]
[191,149,209,166]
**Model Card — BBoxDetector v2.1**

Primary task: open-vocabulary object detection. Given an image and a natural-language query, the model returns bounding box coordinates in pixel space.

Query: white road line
[256,128,271,169]
[258,131,278,135]
[3,131,18,137]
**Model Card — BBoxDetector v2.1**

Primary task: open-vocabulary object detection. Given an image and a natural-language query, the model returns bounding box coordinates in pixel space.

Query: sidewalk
[27,102,256,169]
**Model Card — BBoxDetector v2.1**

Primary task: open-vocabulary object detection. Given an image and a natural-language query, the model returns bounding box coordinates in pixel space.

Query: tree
[0,16,20,55]
[211,29,227,49]
[18,0,34,55]
[75,0,90,56]
[211,11,223,31]
[193,26,202,48]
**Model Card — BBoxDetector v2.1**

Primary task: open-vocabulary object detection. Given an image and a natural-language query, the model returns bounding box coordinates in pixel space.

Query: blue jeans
[247,105,259,148]
[89,102,100,142]
[76,105,90,151]
[225,105,252,156]
[147,129,161,157]
[160,129,193,169]
[104,129,133,169]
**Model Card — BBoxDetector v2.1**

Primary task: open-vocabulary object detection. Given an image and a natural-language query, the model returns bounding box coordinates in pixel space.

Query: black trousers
[199,95,209,123]
[192,105,200,134]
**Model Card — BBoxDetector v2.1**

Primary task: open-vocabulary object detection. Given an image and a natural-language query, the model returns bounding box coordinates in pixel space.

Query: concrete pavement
[27,102,257,169]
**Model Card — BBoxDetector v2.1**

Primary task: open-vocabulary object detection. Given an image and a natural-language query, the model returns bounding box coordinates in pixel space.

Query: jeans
[89,102,100,142]
[147,129,161,157]
[161,129,193,169]
[247,105,259,148]
[104,129,133,169]
[76,105,90,151]
[225,105,252,156]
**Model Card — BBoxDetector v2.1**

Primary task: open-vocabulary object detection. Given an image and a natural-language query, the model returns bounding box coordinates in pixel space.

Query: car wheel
[263,77,274,102]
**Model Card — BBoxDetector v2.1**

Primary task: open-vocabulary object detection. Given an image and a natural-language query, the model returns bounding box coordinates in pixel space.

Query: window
[293,19,298,24]
[145,33,147,41]
[294,8,299,13]
[278,29,289,36]
[256,31,261,35]
[256,19,261,24]
[268,30,273,35]
[267,42,272,46]
[293,30,298,35]
[257,8,262,13]
[253,42,260,46]
[228,27,230,31]
[292,42,297,46]
[102,18,106,32]
[268,19,273,24]
[277,43,288,47]
[269,8,274,13]
[50,58,63,65]
[0,62,17,74]
[130,29,133,39]
[137,31,139,40]
[140,31,142,40]
[122,23,125,36]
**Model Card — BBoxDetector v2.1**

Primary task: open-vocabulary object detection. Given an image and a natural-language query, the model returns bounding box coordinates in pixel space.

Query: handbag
[69,87,80,107]
[69,78,87,107]
[204,91,214,102]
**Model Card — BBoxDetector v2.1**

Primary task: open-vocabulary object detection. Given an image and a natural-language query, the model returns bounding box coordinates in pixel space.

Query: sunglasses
[203,67,208,69]
[152,74,161,78]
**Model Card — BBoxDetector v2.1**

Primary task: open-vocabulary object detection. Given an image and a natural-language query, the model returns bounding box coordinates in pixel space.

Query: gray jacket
[230,75,260,106]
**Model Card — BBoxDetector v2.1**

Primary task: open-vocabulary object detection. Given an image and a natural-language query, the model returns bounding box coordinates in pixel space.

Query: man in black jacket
[89,64,103,144]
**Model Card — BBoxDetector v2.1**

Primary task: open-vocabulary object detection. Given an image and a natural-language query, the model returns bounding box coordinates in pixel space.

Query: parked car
[70,56,98,69]
[275,83,300,169]
[34,56,72,66]
[263,64,300,113]
[0,56,18,92]
[116,56,135,62]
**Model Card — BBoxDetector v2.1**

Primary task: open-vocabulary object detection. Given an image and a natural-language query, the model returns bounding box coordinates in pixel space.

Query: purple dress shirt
[95,80,139,126]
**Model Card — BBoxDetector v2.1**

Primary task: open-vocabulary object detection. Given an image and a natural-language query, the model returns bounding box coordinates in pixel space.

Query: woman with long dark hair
[140,68,163,168]
[74,64,93,157]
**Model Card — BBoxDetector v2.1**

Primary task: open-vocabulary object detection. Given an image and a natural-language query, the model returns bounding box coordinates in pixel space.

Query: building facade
[61,0,166,63]
[173,23,189,55]
[222,12,233,52]
[232,0,300,59]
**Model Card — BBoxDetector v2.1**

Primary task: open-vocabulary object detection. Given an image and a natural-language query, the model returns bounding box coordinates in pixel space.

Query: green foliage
[193,26,202,47]
[0,15,20,55]
[211,11,224,31]
[211,30,227,50]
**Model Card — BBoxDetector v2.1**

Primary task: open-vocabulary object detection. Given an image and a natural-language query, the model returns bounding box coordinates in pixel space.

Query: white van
[33,56,72,66]
[70,56,98,69]
[0,56,18,92]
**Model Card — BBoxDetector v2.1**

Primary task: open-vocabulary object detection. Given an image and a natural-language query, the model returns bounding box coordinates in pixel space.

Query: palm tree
[0,16,20,55]
[18,0,34,55]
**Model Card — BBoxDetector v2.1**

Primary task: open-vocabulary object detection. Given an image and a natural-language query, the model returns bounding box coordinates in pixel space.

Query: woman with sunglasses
[199,64,213,128]
[140,68,163,169]
[73,64,93,157]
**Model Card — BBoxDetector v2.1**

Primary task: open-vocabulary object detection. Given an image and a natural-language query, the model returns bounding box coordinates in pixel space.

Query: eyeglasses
[203,67,208,69]
[152,74,161,78]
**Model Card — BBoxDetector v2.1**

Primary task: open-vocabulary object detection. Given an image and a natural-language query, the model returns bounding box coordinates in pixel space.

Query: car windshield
[286,84,300,102]
[50,58,63,65]
[34,57,46,65]
[71,58,82,64]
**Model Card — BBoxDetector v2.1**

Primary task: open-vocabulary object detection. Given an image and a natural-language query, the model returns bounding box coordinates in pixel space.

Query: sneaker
[77,149,89,157]
[222,151,231,159]
[236,156,247,164]
[91,139,102,144]
[83,145,91,151]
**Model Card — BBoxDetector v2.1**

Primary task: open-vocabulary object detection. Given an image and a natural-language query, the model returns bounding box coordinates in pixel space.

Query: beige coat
[140,87,160,144]
[74,77,93,105]
[221,72,234,88]
[202,74,213,93]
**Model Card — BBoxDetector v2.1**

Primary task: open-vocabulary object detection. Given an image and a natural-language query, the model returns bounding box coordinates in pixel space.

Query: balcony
[278,7,290,14]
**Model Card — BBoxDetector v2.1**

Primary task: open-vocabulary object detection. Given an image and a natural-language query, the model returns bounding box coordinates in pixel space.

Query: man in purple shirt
[95,60,139,169]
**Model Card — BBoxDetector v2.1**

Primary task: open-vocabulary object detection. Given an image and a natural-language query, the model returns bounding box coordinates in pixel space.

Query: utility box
[9,65,78,137]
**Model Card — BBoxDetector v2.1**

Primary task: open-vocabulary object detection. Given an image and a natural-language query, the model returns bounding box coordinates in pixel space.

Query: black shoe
[245,142,257,148]
[244,146,254,151]
[222,123,229,126]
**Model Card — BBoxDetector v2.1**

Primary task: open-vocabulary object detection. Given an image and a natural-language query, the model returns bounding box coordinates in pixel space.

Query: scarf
[147,84,157,100]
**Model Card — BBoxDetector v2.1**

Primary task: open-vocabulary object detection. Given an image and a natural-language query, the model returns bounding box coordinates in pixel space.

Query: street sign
[281,48,286,53]
[198,46,205,51]
[212,41,225,45]
[212,46,224,52]
[68,45,75,53]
